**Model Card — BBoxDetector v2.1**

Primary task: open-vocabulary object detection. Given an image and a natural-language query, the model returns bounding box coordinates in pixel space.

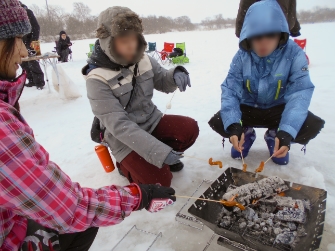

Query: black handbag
[90,116,105,143]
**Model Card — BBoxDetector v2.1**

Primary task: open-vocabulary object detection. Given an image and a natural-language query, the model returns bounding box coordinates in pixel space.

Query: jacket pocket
[112,82,133,108]
[138,70,154,96]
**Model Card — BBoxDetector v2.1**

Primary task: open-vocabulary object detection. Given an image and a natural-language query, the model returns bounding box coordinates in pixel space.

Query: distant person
[57,31,72,62]
[235,0,301,38]
[0,1,176,250]
[209,0,324,165]
[20,1,45,90]
[84,6,199,187]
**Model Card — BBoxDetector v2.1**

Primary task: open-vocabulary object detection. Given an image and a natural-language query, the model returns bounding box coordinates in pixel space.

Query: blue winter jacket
[221,0,314,139]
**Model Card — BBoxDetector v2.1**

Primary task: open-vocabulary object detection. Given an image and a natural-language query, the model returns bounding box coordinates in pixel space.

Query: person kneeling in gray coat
[84,6,199,187]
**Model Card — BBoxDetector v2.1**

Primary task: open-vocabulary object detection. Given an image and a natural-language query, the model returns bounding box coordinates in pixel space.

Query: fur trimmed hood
[96,6,147,66]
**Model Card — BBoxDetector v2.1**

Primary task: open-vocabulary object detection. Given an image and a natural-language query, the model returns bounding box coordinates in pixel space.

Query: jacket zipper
[274,80,282,100]
[246,79,252,93]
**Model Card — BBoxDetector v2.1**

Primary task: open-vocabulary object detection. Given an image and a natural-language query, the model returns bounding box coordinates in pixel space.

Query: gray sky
[24,0,335,23]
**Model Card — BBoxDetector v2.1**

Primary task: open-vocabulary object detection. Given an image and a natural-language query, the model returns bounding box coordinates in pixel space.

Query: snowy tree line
[200,7,335,31]
[298,7,335,24]
[30,2,335,42]
[30,2,97,42]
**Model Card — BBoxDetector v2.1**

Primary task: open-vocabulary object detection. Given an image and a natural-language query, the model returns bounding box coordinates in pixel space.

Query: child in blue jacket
[209,0,324,165]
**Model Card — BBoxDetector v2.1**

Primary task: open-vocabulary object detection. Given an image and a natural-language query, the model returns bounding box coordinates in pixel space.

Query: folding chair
[171,42,190,65]
[294,39,310,65]
[159,42,174,64]
[52,41,72,62]
[52,41,58,56]
[145,42,161,61]
[68,45,73,61]
[87,43,95,58]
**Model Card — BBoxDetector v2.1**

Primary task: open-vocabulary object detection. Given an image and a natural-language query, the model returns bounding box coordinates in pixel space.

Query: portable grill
[188,167,327,251]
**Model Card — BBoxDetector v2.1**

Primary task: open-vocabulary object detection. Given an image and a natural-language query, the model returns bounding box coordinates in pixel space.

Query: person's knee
[158,174,172,187]
[295,112,325,144]
[307,112,325,135]
[146,166,172,187]
[208,111,228,137]
[208,111,221,128]
[187,117,200,142]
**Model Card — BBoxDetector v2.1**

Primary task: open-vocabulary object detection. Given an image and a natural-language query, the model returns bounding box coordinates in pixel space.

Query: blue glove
[173,69,191,92]
[164,150,184,165]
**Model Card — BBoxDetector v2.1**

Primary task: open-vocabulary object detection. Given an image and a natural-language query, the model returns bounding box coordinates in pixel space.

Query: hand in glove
[164,150,184,165]
[138,184,176,212]
[173,68,191,92]
[228,123,244,153]
[274,130,292,158]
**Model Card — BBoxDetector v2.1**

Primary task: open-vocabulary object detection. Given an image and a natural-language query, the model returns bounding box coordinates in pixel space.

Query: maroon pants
[118,115,199,187]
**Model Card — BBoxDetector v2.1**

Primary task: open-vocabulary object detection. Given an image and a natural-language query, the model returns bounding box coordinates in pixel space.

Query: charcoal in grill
[188,167,327,251]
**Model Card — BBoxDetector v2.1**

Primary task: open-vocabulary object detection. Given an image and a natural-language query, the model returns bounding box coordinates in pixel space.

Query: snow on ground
[20,23,335,250]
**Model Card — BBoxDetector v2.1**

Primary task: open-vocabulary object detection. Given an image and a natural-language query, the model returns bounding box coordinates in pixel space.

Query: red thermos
[95,145,115,173]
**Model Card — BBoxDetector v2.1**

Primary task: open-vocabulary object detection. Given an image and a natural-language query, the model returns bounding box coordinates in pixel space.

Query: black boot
[118,168,125,177]
[25,80,35,87]
[169,162,184,172]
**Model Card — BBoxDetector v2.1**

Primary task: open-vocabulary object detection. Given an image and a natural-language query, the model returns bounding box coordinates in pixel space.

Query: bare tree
[73,2,91,22]
[30,2,335,42]
[30,4,45,17]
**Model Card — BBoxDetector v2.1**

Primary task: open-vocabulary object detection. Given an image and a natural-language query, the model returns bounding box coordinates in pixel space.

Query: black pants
[59,49,70,62]
[208,104,325,145]
[21,60,45,87]
[21,220,98,251]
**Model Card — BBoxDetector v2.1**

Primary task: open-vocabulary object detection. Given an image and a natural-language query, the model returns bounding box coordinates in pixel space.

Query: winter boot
[118,168,125,177]
[231,127,256,159]
[264,129,289,165]
[169,162,184,172]
[24,79,35,87]
[116,162,126,177]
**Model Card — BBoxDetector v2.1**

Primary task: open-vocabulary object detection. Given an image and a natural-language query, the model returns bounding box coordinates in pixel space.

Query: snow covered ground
[20,23,335,250]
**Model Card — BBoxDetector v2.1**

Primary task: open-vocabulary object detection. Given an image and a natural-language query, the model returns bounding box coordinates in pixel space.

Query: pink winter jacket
[0,72,140,251]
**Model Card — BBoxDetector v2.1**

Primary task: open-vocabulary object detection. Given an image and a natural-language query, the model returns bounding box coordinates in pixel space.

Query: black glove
[173,67,190,92]
[276,130,293,149]
[138,184,176,212]
[290,31,301,37]
[227,123,243,140]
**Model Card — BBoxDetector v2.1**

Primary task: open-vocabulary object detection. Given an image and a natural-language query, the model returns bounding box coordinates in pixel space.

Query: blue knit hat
[0,0,31,40]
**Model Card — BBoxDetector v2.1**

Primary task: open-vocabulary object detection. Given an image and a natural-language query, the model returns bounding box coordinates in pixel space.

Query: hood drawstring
[301,145,307,155]
[124,63,139,110]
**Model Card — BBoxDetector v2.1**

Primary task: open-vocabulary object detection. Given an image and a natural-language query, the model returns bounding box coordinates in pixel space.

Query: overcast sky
[23,0,335,23]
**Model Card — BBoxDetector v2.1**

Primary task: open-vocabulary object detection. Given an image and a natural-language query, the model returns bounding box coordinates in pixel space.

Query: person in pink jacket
[0,1,176,251]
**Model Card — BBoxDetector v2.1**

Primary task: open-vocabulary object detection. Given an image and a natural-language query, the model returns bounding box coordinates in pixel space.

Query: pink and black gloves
[137,184,176,213]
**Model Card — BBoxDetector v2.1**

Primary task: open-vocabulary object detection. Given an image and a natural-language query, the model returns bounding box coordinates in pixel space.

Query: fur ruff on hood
[95,6,147,66]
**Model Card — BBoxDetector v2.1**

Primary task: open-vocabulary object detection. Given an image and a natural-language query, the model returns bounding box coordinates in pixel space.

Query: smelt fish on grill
[222,176,289,205]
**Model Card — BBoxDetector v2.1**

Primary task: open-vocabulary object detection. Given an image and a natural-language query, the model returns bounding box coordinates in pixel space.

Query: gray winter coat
[85,54,178,168]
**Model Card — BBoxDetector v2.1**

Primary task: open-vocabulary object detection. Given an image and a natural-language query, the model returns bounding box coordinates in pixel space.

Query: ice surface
[19,23,335,250]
